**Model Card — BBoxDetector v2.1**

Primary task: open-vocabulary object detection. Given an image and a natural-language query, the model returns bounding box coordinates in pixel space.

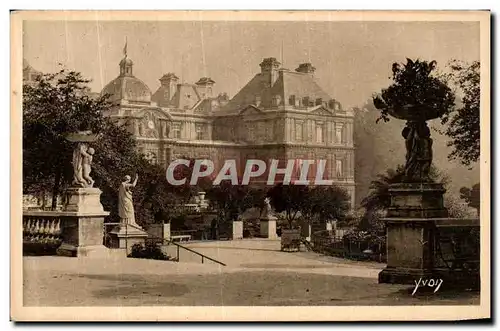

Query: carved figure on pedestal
[72,143,95,188]
[118,174,139,227]
[419,125,433,180]
[402,122,433,182]
[82,147,95,187]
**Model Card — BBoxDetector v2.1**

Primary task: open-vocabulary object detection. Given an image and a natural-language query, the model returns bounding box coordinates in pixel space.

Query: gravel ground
[23,239,480,306]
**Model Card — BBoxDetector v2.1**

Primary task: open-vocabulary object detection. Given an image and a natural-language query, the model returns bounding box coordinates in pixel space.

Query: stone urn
[386,104,447,122]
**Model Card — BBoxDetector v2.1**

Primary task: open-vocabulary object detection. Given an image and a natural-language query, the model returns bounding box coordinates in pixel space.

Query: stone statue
[402,122,433,182]
[118,174,139,227]
[72,143,95,188]
[82,147,95,187]
[419,125,433,180]
[261,197,274,218]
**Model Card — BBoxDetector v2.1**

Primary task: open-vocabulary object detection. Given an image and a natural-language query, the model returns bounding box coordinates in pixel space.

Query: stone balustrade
[23,208,109,257]
[433,219,480,271]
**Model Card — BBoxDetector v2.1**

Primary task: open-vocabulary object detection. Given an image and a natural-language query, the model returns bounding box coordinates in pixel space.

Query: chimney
[159,73,179,105]
[259,57,281,87]
[295,63,316,76]
[195,77,215,99]
[217,92,229,107]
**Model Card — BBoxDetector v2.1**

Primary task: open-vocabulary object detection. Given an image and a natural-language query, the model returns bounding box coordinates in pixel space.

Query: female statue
[118,174,139,227]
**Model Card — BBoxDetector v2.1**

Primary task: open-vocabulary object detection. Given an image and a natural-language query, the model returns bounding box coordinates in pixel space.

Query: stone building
[100,54,356,207]
[23,59,42,85]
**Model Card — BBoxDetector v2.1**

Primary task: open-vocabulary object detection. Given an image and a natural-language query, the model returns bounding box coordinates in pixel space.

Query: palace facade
[100,54,356,207]
[23,53,356,208]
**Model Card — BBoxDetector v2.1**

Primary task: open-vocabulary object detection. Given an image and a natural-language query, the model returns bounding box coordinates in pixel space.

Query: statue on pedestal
[66,131,98,188]
[402,122,433,182]
[72,143,95,187]
[261,197,274,218]
[118,174,139,227]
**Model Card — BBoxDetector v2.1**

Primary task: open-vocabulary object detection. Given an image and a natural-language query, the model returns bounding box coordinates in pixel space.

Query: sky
[23,20,480,109]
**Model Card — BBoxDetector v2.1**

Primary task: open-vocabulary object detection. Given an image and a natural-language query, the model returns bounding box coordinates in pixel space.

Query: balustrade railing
[23,215,63,244]
[310,230,386,262]
[434,222,480,271]
[23,214,64,255]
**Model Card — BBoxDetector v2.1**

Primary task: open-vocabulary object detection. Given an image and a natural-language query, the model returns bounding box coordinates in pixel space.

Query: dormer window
[302,96,310,107]
[328,99,336,109]
[289,95,296,106]
[315,98,323,106]
[255,95,261,107]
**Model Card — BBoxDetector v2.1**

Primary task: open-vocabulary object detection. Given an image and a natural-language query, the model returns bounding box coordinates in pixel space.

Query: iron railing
[310,231,386,262]
[102,223,226,266]
[434,223,480,271]
[145,237,226,266]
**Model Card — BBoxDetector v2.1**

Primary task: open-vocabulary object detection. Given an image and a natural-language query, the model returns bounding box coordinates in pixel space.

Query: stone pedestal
[378,218,436,284]
[260,218,278,239]
[232,220,243,240]
[300,220,312,241]
[147,223,171,243]
[55,188,110,257]
[379,182,446,284]
[387,183,448,218]
[109,224,148,255]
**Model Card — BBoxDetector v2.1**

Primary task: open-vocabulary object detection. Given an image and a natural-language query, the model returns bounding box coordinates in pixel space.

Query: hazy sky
[23,20,480,108]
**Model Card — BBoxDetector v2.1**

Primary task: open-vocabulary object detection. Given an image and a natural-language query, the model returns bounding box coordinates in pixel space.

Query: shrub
[127,242,170,261]
[23,241,61,256]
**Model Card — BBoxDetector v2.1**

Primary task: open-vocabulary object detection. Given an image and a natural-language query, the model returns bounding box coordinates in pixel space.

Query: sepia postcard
[10,10,491,322]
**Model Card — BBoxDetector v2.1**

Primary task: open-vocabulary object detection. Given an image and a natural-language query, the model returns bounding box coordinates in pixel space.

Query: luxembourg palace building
[24,53,356,208]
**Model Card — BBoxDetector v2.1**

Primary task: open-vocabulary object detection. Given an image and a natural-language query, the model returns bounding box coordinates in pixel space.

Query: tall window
[296,159,305,178]
[171,122,181,139]
[316,123,324,143]
[264,122,272,141]
[335,124,343,144]
[295,121,304,141]
[336,159,343,178]
[195,123,206,140]
[247,123,255,141]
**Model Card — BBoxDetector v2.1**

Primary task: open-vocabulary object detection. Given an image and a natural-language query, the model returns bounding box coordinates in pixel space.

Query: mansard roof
[222,68,334,112]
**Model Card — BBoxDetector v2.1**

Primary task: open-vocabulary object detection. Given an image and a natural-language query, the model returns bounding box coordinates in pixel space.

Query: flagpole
[123,36,128,58]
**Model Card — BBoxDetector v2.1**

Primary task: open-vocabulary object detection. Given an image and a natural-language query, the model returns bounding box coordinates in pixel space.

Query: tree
[169,157,213,204]
[205,181,265,237]
[445,194,474,219]
[361,164,448,213]
[373,58,455,123]
[459,183,480,216]
[267,184,352,229]
[23,69,110,209]
[440,60,480,167]
[309,186,351,224]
